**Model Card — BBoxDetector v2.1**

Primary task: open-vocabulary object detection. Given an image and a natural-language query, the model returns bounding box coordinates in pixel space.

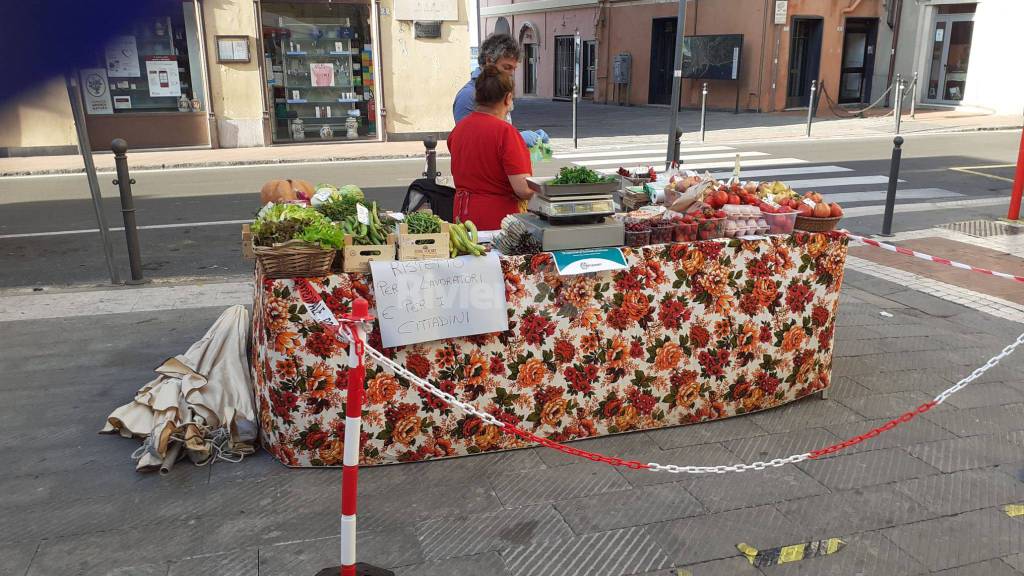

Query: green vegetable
[339,184,364,200]
[406,211,443,234]
[316,193,363,222]
[251,203,332,247]
[297,220,346,249]
[550,166,616,185]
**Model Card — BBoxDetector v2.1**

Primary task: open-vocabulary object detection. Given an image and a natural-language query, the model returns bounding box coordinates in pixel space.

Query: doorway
[554,36,574,100]
[925,4,975,103]
[839,18,878,103]
[583,40,597,96]
[524,44,538,95]
[649,18,675,105]
[786,17,823,108]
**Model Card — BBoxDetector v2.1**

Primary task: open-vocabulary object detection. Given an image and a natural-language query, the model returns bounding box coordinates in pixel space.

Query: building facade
[0,0,470,156]
[481,0,1020,115]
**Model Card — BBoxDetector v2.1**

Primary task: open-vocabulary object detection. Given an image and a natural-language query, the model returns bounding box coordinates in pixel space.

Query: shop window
[80,1,204,115]
[262,2,377,142]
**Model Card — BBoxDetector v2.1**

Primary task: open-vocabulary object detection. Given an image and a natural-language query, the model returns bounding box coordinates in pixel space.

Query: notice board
[370,253,508,348]
[682,34,743,80]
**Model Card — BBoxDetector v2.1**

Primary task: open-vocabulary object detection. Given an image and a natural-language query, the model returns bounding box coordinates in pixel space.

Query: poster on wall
[309,63,335,87]
[145,56,181,97]
[105,36,141,77]
[79,68,113,115]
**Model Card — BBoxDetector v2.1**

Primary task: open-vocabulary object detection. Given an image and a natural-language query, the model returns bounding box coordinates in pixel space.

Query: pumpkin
[260,179,316,205]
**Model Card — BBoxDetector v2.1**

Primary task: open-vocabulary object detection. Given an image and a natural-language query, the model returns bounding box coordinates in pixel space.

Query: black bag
[401,178,455,222]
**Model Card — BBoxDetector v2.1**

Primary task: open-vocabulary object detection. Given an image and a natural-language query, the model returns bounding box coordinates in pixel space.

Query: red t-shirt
[448,112,532,230]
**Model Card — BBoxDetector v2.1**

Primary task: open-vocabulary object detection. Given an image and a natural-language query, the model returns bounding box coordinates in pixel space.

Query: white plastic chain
[932,331,1024,405]
[305,287,1024,474]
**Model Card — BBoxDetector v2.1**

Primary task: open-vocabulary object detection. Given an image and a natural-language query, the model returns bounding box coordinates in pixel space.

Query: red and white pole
[1008,128,1024,221]
[339,297,372,576]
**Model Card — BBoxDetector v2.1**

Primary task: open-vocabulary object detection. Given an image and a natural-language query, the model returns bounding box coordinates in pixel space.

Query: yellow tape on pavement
[1006,504,1024,517]
[737,538,845,567]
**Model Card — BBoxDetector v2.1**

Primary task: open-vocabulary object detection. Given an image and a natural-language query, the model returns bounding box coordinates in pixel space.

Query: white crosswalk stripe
[561,146,965,213]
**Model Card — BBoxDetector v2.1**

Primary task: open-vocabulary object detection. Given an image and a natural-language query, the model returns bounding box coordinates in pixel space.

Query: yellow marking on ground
[950,164,1016,183]
[1006,503,1024,517]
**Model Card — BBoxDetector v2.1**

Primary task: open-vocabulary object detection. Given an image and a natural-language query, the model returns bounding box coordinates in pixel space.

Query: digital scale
[511,213,624,251]
[527,193,616,223]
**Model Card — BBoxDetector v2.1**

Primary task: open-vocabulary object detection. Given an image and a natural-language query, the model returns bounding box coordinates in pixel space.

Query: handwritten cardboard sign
[370,252,508,348]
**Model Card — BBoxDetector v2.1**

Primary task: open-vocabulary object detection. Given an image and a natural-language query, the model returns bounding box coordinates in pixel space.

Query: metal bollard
[893,74,903,134]
[673,129,683,167]
[700,82,708,142]
[910,72,918,119]
[422,137,439,185]
[881,136,904,236]
[805,80,816,137]
[111,139,146,284]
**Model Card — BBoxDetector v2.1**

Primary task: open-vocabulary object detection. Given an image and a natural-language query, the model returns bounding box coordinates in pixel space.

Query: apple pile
[778,191,844,219]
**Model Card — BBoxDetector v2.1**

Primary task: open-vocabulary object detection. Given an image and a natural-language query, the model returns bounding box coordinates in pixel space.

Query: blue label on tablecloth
[552,247,628,276]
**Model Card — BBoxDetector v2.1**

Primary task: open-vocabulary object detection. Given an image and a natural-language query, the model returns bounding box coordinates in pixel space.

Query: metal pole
[573,31,581,149]
[700,82,708,142]
[805,80,816,137]
[881,136,904,236]
[65,74,120,285]
[893,74,903,133]
[1008,128,1024,221]
[910,71,918,119]
[423,137,438,184]
[111,139,146,284]
[674,129,683,167]
[664,0,688,164]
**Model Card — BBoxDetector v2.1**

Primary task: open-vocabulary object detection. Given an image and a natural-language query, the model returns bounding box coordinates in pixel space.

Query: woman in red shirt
[448,65,534,231]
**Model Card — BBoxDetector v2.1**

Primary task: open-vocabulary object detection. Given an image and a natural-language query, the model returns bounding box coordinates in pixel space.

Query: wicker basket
[253,239,336,279]
[794,215,842,232]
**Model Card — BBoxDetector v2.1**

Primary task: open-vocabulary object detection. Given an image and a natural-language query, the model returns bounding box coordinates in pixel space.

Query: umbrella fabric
[102,305,257,472]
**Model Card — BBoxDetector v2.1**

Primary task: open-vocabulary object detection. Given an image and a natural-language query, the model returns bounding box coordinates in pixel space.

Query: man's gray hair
[479,34,521,67]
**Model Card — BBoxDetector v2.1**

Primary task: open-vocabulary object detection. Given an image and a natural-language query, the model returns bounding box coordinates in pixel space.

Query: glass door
[523,44,537,95]
[926,8,975,103]
[554,36,574,100]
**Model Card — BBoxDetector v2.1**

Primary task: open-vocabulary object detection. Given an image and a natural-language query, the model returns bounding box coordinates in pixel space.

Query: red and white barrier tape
[843,231,1024,283]
[293,280,1024,474]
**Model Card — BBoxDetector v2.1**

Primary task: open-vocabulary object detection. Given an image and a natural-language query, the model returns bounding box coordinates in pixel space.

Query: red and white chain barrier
[294,279,1024,475]
[843,231,1024,283]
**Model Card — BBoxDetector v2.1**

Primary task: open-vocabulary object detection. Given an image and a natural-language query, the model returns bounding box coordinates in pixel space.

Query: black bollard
[880,136,904,237]
[111,139,147,284]
[674,129,683,167]
[423,136,438,185]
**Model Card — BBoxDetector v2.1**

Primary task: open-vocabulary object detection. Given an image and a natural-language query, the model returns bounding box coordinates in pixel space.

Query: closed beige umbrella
[102,305,257,472]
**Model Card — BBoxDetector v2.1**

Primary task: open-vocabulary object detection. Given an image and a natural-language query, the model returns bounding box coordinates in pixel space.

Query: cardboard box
[241,224,255,260]
[342,234,396,274]
[397,222,451,261]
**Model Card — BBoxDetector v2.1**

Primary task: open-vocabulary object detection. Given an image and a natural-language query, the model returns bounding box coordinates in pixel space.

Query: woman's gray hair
[479,34,521,67]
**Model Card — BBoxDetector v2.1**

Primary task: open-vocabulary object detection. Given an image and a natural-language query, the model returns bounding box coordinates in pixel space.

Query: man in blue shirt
[453,34,547,148]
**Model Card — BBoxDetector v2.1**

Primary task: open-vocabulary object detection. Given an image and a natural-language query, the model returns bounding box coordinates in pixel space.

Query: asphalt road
[0,130,1018,289]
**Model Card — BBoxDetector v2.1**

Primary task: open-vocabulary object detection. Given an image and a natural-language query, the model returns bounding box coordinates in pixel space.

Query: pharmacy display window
[80,1,205,115]
[262,2,378,142]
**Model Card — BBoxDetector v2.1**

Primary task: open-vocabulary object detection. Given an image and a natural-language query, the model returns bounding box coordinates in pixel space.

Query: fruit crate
[341,234,396,274]
[397,222,451,261]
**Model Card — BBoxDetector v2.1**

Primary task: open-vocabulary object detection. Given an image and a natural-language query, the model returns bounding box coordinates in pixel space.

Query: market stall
[249,173,848,466]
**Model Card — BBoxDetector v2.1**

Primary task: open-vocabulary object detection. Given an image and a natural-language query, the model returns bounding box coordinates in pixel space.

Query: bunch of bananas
[336,201,390,245]
[449,220,486,257]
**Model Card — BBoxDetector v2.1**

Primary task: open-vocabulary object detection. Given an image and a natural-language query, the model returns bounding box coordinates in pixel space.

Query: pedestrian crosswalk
[553,145,965,214]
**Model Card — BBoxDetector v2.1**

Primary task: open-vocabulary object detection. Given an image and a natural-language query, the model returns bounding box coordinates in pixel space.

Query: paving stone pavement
[3,268,1024,575]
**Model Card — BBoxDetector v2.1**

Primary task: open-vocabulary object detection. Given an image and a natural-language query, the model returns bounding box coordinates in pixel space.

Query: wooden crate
[397,222,451,261]
[341,234,396,274]
[241,224,255,260]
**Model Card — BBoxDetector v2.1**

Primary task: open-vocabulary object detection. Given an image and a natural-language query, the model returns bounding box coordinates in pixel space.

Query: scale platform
[528,193,615,223]
[512,213,624,251]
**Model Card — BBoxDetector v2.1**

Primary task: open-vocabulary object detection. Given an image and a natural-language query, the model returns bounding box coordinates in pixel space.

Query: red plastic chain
[502,426,651,470]
[807,400,937,459]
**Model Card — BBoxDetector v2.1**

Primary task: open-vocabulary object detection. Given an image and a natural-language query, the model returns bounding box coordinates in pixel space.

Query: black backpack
[401,178,456,222]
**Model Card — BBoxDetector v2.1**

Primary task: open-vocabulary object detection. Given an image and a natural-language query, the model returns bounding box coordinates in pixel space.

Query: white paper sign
[79,68,113,115]
[370,253,509,348]
[146,57,181,97]
[310,62,335,87]
[774,1,788,25]
[106,36,141,77]
[394,0,458,21]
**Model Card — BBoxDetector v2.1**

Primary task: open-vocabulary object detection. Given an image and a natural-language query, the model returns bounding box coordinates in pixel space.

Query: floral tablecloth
[252,232,848,467]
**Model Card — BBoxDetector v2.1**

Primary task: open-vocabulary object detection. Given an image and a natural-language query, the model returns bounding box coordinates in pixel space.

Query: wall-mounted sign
[395,0,458,22]
[774,1,788,25]
[106,35,141,77]
[145,56,181,97]
[216,35,250,63]
[113,95,132,110]
[79,68,113,115]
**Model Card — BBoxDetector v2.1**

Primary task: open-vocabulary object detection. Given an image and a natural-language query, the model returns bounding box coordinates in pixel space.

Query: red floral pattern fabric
[252,232,847,466]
